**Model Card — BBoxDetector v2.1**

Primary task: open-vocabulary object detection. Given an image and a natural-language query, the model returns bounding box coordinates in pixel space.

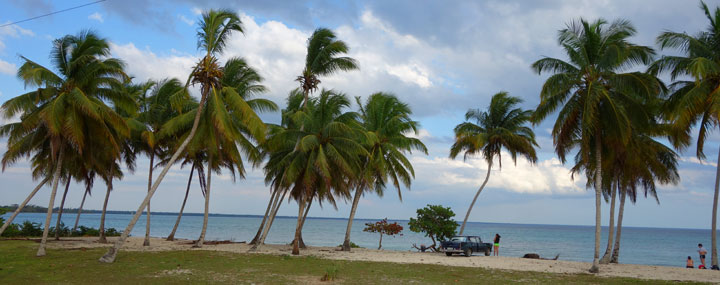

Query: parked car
[440,235,492,257]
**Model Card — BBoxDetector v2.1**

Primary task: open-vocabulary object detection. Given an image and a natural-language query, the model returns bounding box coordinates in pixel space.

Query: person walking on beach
[697,244,707,268]
[687,256,694,268]
[493,234,501,256]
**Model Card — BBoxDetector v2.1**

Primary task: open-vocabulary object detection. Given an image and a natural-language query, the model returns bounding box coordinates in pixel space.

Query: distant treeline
[0,204,135,215]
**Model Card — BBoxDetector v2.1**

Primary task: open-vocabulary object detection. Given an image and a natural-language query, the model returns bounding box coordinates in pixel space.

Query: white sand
[42,237,720,283]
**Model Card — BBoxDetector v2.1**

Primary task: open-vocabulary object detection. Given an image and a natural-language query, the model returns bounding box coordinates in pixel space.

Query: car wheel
[445,252,452,256]
[464,248,472,257]
[484,249,491,256]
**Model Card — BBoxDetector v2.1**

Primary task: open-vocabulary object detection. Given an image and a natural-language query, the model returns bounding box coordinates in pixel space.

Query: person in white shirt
[698,243,708,268]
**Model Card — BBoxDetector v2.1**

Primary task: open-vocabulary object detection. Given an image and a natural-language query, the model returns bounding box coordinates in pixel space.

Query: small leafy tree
[408,205,459,251]
[363,218,403,250]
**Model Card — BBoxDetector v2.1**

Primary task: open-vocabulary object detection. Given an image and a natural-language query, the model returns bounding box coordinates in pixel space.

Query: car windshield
[450,236,467,242]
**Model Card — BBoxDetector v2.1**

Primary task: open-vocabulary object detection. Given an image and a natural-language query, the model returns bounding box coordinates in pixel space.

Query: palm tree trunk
[72,187,89,233]
[98,181,112,244]
[342,186,363,251]
[144,152,155,247]
[292,198,306,255]
[195,158,212,248]
[589,135,602,273]
[297,199,312,249]
[0,178,48,236]
[459,162,492,235]
[600,182,617,264]
[100,87,210,263]
[378,233,383,250]
[610,188,626,263]
[251,190,287,250]
[167,165,195,241]
[54,178,71,240]
[250,189,278,245]
[37,147,64,257]
[711,145,720,267]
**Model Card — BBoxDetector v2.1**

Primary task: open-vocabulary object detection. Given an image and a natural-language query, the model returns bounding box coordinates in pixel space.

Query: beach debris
[522,253,560,260]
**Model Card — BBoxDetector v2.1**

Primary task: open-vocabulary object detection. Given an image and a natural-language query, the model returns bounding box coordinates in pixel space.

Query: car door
[471,237,480,251]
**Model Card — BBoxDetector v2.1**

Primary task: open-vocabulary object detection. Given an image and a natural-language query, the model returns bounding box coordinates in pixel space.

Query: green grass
[0,240,702,284]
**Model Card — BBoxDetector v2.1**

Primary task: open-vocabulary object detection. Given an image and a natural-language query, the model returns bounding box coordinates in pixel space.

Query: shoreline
[21,236,720,283]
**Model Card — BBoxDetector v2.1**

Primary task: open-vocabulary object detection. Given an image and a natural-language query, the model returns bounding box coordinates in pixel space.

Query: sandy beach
[36,237,720,283]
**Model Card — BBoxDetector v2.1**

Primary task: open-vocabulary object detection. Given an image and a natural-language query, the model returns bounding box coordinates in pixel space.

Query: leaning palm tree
[650,1,720,268]
[531,18,659,272]
[341,93,427,251]
[160,57,272,247]
[297,28,358,107]
[100,9,245,262]
[450,92,537,235]
[264,90,367,255]
[1,30,130,256]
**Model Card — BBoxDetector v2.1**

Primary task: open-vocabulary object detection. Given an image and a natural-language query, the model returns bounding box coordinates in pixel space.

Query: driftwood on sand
[522,253,560,260]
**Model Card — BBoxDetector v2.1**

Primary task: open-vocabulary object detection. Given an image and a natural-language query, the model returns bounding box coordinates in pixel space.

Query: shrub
[19,221,43,237]
[337,241,361,248]
[408,204,458,251]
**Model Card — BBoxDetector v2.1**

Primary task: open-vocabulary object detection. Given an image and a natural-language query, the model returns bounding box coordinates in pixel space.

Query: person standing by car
[698,243,707,268]
[493,234,501,256]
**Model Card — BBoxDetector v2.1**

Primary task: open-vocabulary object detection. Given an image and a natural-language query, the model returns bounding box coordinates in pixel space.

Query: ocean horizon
[4,212,717,268]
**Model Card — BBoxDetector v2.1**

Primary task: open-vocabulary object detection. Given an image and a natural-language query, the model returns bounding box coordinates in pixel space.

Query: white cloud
[411,151,585,195]
[681,156,718,168]
[0,22,34,55]
[178,14,194,26]
[0,23,34,37]
[0,59,15,75]
[191,7,202,15]
[88,12,104,23]
[110,42,197,83]
[406,129,432,140]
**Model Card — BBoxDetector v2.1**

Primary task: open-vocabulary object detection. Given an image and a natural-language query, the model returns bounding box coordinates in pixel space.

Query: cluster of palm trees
[450,2,720,272]
[0,9,426,263]
[2,2,720,274]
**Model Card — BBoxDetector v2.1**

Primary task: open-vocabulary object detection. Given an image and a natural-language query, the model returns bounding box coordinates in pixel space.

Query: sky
[1,0,719,229]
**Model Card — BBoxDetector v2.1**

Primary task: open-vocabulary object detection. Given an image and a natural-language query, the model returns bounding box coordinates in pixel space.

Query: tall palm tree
[1,30,129,256]
[264,90,367,255]
[160,57,273,247]
[450,92,537,235]
[297,28,358,107]
[650,1,720,268]
[531,18,659,272]
[341,93,427,251]
[100,9,245,262]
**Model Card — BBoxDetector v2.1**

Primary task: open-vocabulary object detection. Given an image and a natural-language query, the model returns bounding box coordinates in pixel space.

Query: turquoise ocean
[3,212,715,268]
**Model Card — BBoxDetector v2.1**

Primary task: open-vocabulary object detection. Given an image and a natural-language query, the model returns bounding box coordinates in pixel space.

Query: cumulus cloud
[681,156,718,168]
[110,42,197,83]
[411,151,585,195]
[178,14,194,26]
[0,60,16,75]
[88,12,104,23]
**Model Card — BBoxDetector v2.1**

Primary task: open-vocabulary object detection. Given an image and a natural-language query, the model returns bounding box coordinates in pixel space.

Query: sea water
[3,212,714,268]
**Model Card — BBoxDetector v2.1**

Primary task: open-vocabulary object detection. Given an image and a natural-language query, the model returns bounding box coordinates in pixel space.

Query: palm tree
[450,92,538,235]
[531,18,659,272]
[100,9,245,262]
[650,1,720,268]
[166,159,203,241]
[571,116,679,264]
[1,30,129,256]
[160,57,273,247]
[263,90,367,255]
[341,93,427,251]
[297,28,358,107]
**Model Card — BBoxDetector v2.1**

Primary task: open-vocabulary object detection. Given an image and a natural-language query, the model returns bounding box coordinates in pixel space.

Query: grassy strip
[0,240,701,284]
